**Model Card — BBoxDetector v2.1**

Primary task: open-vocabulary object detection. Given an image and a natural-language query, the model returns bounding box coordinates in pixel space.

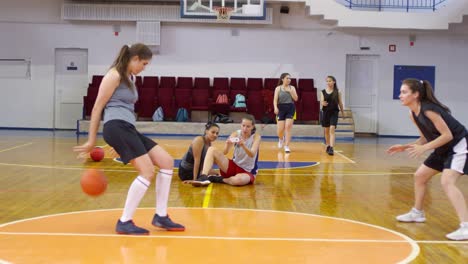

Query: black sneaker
[116,220,149,235]
[208,175,225,183]
[327,147,334,156]
[326,145,331,152]
[152,214,185,231]
[192,174,211,187]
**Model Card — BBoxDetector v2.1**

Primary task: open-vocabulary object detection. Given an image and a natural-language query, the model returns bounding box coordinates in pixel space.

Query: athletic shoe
[152,214,185,231]
[116,220,149,235]
[446,224,468,240]
[327,147,334,156]
[191,175,210,187]
[208,175,225,183]
[396,208,426,223]
[113,157,124,164]
[278,136,284,149]
[284,146,291,153]
[326,145,331,152]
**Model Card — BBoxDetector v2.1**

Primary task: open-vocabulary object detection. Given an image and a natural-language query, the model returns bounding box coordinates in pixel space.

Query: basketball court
[0,132,467,263]
[2,0,468,262]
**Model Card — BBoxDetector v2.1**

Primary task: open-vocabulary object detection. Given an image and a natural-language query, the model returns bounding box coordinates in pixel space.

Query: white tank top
[233,130,259,175]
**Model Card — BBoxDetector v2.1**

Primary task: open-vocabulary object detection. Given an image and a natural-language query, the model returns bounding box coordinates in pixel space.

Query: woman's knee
[148,146,174,170]
[158,153,174,170]
[414,170,430,185]
[440,174,457,191]
[207,146,217,156]
[229,175,250,186]
[139,164,156,180]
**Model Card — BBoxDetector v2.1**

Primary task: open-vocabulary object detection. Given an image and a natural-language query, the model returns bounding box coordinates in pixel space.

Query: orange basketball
[80,169,107,196]
[90,147,105,162]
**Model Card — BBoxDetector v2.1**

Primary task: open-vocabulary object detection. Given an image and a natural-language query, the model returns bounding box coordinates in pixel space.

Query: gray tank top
[278,86,294,104]
[103,80,138,125]
[233,130,259,175]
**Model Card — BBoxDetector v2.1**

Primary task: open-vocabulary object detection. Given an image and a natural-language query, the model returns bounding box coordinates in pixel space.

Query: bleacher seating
[83,75,321,123]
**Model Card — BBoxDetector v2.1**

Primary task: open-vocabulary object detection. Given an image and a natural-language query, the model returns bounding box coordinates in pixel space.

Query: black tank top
[322,89,339,112]
[180,136,210,172]
[412,102,467,155]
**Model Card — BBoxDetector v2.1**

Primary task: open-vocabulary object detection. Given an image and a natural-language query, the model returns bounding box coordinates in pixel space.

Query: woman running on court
[273,73,298,153]
[387,79,468,240]
[74,43,184,235]
[320,76,344,156]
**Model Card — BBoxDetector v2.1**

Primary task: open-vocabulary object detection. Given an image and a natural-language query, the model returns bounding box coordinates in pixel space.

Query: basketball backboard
[181,0,266,20]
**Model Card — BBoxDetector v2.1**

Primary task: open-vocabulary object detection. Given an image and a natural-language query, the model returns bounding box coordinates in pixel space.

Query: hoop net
[214,7,233,21]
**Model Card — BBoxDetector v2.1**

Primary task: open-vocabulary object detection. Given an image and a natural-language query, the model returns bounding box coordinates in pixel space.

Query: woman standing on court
[178,122,220,181]
[74,43,184,235]
[273,73,298,153]
[191,115,261,187]
[387,79,468,240]
[320,76,344,156]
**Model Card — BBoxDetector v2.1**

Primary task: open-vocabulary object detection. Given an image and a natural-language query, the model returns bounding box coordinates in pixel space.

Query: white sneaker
[284,146,291,153]
[396,208,426,223]
[446,225,468,241]
[278,137,284,149]
[191,180,210,187]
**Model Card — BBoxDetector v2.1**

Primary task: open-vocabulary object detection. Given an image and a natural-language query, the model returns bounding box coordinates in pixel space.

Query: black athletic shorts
[103,119,157,164]
[277,103,295,121]
[178,165,194,181]
[321,110,339,128]
[423,136,468,175]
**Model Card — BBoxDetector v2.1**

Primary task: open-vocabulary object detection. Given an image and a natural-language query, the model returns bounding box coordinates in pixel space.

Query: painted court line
[0,231,464,244]
[202,183,213,208]
[0,162,135,173]
[259,172,413,176]
[334,151,356,163]
[0,161,414,176]
[0,207,420,263]
[0,162,414,176]
[0,142,33,153]
[0,231,410,243]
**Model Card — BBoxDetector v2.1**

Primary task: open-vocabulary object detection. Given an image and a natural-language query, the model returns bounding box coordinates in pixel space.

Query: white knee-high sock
[156,169,173,217]
[120,176,150,222]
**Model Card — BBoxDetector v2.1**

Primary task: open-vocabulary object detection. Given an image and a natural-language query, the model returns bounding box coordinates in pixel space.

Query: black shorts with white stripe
[424,135,468,175]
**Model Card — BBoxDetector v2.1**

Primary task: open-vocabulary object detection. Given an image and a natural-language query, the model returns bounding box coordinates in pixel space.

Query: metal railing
[339,0,448,12]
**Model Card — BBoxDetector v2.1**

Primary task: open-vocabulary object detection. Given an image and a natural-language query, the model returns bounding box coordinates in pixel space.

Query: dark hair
[327,75,339,101]
[110,43,152,88]
[205,121,219,131]
[277,73,290,86]
[402,79,450,113]
[242,115,256,134]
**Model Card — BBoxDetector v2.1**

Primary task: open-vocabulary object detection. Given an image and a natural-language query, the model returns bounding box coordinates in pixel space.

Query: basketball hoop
[214,6,233,21]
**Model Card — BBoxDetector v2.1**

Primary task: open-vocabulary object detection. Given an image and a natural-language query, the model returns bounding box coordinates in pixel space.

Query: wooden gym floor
[0,130,467,263]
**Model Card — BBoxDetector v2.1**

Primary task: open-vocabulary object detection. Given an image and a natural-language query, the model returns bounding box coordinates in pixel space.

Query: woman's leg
[223,173,251,186]
[413,164,439,210]
[440,169,468,222]
[200,146,230,175]
[277,120,285,148]
[116,154,155,234]
[329,126,336,147]
[396,164,438,223]
[284,118,294,147]
[324,127,330,147]
[191,147,230,187]
[147,145,184,231]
